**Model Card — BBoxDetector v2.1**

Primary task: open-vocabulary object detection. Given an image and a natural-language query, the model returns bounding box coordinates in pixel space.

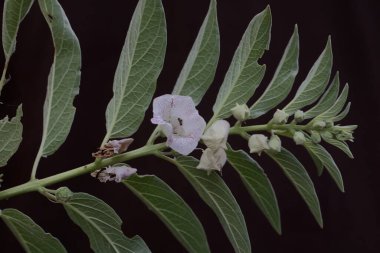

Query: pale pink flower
[151,95,206,155]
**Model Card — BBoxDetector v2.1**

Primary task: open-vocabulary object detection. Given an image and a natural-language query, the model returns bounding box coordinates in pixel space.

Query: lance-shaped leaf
[0,105,22,167]
[304,72,340,119]
[212,6,271,120]
[62,192,151,253]
[226,148,281,234]
[105,0,166,140]
[314,83,349,121]
[36,0,81,156]
[266,148,323,227]
[283,37,332,115]
[250,25,299,119]
[333,102,351,122]
[124,174,210,253]
[172,0,219,105]
[322,135,353,158]
[1,0,34,93]
[0,208,67,253]
[173,155,251,253]
[304,140,344,192]
[306,147,324,176]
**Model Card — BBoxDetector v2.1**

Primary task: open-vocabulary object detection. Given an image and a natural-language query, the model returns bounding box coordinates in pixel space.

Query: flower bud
[56,187,73,202]
[336,131,354,142]
[293,131,305,145]
[231,103,250,121]
[197,148,227,173]
[320,130,333,139]
[313,120,326,130]
[201,120,230,150]
[272,109,289,124]
[268,135,281,152]
[310,131,321,143]
[248,134,269,155]
[294,110,304,123]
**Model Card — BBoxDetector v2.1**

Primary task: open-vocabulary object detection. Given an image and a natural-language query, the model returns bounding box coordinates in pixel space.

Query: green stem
[0,143,166,201]
[30,147,43,180]
[0,59,9,95]
[229,123,308,135]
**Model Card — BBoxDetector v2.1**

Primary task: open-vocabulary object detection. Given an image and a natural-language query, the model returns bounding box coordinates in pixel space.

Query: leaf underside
[62,192,151,253]
[105,0,166,139]
[174,156,251,253]
[37,0,81,157]
[1,208,67,253]
[0,105,23,167]
[124,174,210,253]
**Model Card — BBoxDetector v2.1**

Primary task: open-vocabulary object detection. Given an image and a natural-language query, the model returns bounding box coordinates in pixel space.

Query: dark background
[0,0,379,252]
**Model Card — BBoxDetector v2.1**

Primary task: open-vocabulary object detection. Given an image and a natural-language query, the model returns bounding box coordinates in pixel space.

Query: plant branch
[0,143,167,201]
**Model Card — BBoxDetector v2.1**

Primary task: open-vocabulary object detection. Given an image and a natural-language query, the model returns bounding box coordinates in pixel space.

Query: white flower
[201,120,230,150]
[293,131,306,145]
[248,134,269,155]
[91,165,137,183]
[197,148,227,173]
[268,134,281,152]
[151,95,206,155]
[272,109,289,124]
[231,103,250,121]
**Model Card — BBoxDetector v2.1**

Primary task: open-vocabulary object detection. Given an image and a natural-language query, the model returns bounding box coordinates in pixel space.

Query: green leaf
[250,25,299,119]
[304,140,344,192]
[0,105,22,167]
[62,192,151,253]
[124,174,210,253]
[36,0,81,156]
[305,147,324,176]
[283,37,332,115]
[314,83,349,121]
[332,102,351,122]
[304,72,340,119]
[172,0,219,105]
[322,135,353,158]
[174,156,251,253]
[212,6,271,120]
[226,148,281,234]
[105,0,166,139]
[266,148,323,227]
[0,208,67,253]
[1,0,34,93]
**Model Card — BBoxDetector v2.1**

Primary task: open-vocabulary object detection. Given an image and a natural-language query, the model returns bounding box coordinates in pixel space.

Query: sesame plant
[0,0,357,252]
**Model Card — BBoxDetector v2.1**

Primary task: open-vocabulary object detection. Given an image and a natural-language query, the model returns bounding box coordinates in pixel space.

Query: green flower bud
[231,103,250,122]
[272,109,289,124]
[320,131,333,139]
[294,110,304,123]
[293,131,306,145]
[336,132,354,142]
[56,187,73,202]
[313,120,326,130]
[310,131,321,143]
[268,135,281,152]
[325,121,334,128]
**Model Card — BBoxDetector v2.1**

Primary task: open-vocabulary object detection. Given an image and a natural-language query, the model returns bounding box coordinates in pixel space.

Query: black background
[0,0,379,252]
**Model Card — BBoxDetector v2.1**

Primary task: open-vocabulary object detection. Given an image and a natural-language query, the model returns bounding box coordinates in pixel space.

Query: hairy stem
[0,143,166,200]
[229,123,308,135]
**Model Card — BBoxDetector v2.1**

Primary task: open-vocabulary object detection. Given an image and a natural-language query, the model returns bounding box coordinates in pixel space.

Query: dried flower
[92,138,134,158]
[151,95,206,155]
[201,120,230,150]
[91,165,137,183]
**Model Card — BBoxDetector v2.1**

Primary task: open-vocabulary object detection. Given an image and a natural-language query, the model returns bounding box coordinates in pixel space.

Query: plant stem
[0,143,166,201]
[229,123,308,135]
[0,59,9,95]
